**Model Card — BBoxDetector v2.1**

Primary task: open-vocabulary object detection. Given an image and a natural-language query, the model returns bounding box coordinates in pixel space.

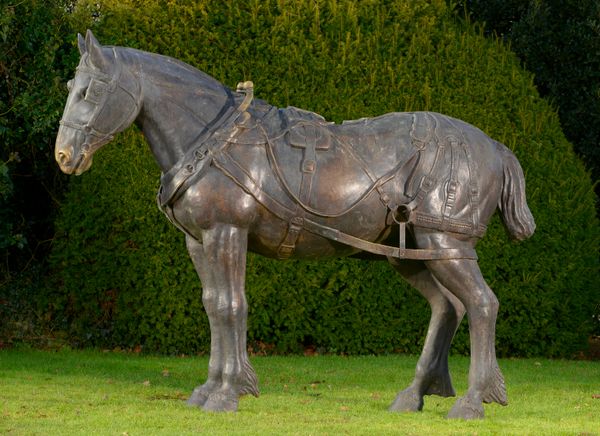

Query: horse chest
[169,168,260,239]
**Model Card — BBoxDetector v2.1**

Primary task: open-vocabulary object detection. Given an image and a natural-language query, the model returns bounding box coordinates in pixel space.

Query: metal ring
[391,205,411,224]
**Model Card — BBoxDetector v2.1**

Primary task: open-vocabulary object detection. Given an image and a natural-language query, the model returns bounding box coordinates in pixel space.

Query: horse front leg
[185,235,222,408]
[388,258,465,413]
[185,227,259,412]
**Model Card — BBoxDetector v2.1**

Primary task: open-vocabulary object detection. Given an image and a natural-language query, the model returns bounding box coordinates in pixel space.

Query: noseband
[59,48,141,164]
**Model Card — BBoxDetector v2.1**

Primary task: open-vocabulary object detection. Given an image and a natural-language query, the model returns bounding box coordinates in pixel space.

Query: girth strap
[211,148,477,261]
[303,219,477,260]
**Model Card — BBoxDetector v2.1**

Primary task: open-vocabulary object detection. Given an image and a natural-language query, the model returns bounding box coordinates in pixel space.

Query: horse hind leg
[416,229,507,419]
[388,258,465,413]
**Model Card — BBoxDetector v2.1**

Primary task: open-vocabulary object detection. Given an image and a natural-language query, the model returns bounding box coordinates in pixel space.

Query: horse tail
[497,142,536,241]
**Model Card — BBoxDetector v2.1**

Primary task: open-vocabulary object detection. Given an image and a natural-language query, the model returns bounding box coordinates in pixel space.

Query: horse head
[55,30,141,175]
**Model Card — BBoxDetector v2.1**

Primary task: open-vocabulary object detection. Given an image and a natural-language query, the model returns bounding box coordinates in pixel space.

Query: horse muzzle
[57,151,93,176]
[55,127,94,175]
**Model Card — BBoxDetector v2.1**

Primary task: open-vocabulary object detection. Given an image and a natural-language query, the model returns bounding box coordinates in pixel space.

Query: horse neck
[128,49,234,173]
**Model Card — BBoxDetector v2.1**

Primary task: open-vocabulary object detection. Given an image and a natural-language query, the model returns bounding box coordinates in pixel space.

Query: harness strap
[461,138,480,234]
[158,85,246,208]
[278,217,304,259]
[211,148,478,261]
[440,135,461,231]
[401,118,445,216]
[302,220,477,260]
[277,123,319,258]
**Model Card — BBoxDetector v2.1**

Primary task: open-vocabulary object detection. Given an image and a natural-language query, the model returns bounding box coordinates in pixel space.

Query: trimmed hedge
[45,0,599,357]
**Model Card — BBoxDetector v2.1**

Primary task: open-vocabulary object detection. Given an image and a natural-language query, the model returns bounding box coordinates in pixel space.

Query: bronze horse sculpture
[55,31,535,419]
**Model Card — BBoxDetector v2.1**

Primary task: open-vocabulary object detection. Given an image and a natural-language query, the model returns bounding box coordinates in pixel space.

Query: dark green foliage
[45,0,599,356]
[456,0,530,37]
[0,0,76,275]
[511,0,600,192]
[0,158,19,250]
[0,0,79,348]
[459,0,600,196]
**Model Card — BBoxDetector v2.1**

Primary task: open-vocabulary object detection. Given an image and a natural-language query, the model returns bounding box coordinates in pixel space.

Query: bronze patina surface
[55,31,535,419]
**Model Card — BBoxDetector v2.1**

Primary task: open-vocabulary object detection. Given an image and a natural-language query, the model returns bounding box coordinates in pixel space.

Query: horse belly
[170,166,390,259]
[248,190,391,260]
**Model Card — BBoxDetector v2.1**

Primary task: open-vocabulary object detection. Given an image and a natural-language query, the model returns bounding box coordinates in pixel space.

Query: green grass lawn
[0,348,598,435]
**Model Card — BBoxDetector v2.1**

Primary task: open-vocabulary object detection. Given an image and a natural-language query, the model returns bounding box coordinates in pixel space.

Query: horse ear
[78,33,86,55]
[85,29,110,71]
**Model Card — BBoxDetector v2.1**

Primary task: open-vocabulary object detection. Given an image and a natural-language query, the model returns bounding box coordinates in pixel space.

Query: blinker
[84,78,107,105]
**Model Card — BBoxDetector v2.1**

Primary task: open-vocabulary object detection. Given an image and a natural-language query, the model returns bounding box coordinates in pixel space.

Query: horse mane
[119,48,225,93]
[111,46,261,139]
[113,48,235,109]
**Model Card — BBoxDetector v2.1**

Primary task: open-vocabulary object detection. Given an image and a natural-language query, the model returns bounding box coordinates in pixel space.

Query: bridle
[59,48,141,168]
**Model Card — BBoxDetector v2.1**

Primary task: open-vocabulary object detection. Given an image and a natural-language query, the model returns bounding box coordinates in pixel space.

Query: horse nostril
[57,151,70,165]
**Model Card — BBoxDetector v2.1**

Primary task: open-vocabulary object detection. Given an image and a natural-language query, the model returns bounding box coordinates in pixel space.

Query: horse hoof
[389,387,424,412]
[447,396,484,420]
[202,391,239,412]
[187,386,210,407]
